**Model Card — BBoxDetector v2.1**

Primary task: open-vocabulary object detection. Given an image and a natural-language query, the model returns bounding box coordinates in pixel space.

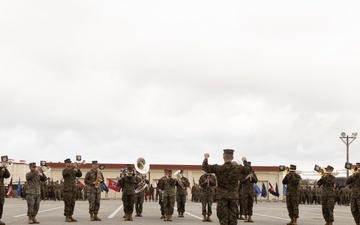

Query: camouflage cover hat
[168,169,172,174]
[92,160,98,164]
[64,158,71,163]
[223,149,234,155]
[126,164,133,171]
[325,165,334,171]
[289,164,297,171]
[29,162,36,167]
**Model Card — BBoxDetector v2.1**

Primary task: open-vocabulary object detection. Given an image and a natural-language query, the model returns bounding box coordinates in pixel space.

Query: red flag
[7,177,13,197]
[107,179,120,192]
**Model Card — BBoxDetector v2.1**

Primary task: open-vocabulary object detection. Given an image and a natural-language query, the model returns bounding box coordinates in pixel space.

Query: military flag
[107,178,120,192]
[261,182,267,198]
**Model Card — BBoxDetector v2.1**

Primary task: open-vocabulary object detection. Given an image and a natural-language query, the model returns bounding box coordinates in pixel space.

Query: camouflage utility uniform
[84,168,104,221]
[199,173,216,222]
[26,168,47,223]
[282,169,302,225]
[346,169,360,225]
[0,167,10,224]
[62,165,82,221]
[317,173,336,225]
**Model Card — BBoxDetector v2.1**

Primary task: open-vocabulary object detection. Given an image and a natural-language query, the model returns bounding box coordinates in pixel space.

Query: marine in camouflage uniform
[134,172,149,217]
[282,164,302,225]
[317,165,336,225]
[118,164,136,221]
[346,162,360,225]
[0,162,10,225]
[62,158,82,222]
[26,162,47,224]
[176,170,190,218]
[202,149,248,225]
[157,171,167,219]
[157,169,177,221]
[199,172,216,222]
[84,160,104,222]
[240,161,258,222]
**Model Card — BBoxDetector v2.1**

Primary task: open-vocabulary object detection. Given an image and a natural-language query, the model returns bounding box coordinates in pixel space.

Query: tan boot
[90,214,94,221]
[28,216,34,224]
[202,215,207,222]
[129,213,133,221]
[168,215,172,221]
[287,218,293,225]
[32,216,40,224]
[244,215,248,222]
[247,216,253,222]
[207,215,212,222]
[160,215,165,219]
[69,215,77,222]
[94,214,101,221]
[164,215,168,221]
[239,214,245,220]
[293,218,298,225]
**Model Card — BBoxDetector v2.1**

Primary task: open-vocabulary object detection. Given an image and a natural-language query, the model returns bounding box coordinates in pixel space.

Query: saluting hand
[204,153,210,159]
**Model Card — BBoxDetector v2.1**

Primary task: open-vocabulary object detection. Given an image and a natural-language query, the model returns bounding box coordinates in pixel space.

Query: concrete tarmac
[2,198,354,225]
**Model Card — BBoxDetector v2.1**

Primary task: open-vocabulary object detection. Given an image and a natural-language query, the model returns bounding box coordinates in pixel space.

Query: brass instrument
[174,170,186,189]
[314,164,338,176]
[0,155,13,168]
[279,165,302,175]
[134,157,150,193]
[40,160,51,172]
[94,164,105,189]
[345,162,359,174]
[75,155,86,168]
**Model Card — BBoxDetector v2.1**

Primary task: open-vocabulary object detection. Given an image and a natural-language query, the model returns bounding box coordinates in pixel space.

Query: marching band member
[282,164,302,225]
[317,165,336,225]
[0,161,10,225]
[199,172,216,222]
[241,161,258,222]
[157,169,177,221]
[118,164,136,221]
[175,170,190,218]
[84,160,104,221]
[26,162,47,224]
[346,163,360,225]
[62,158,82,222]
[202,149,248,225]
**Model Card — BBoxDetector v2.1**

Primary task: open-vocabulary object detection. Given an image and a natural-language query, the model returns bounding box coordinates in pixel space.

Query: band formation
[0,150,359,225]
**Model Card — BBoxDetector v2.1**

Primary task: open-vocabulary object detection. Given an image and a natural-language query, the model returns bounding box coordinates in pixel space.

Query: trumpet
[345,162,359,174]
[314,164,338,176]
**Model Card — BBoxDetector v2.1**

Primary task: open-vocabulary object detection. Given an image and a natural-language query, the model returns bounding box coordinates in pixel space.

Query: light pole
[339,132,357,177]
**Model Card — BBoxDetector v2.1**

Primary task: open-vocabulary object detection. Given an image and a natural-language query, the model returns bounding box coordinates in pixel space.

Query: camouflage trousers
[351,197,360,224]
[0,195,4,219]
[135,194,144,214]
[176,194,187,213]
[63,191,77,216]
[217,198,238,225]
[122,194,135,213]
[158,199,165,216]
[201,195,213,216]
[88,191,101,214]
[321,196,335,222]
[242,193,254,216]
[238,195,243,215]
[286,195,299,218]
[163,195,175,216]
[26,194,41,216]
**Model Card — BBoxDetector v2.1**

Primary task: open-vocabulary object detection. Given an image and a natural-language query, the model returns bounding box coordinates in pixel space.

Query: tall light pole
[339,132,357,177]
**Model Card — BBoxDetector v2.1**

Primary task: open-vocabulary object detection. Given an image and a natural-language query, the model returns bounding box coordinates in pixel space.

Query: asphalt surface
[2,198,354,225]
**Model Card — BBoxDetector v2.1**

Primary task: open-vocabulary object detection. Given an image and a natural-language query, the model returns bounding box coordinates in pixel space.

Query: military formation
[0,151,360,225]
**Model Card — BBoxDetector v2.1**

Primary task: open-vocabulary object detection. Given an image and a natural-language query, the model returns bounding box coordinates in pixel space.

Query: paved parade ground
[2,198,354,225]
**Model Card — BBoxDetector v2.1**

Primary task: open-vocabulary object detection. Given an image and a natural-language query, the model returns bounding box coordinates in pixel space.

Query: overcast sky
[1,1,360,176]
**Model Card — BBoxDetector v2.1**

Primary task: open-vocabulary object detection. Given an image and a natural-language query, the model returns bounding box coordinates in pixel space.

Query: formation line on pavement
[14,206,64,217]
[108,205,123,218]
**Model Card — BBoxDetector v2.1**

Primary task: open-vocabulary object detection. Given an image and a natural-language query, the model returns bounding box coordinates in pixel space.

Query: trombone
[314,164,338,176]
[279,165,302,174]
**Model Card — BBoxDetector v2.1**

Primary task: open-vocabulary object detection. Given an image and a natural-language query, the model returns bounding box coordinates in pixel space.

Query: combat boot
[328,222,333,225]
[94,214,101,221]
[244,215,248,222]
[202,215,207,222]
[168,215,172,221]
[0,219,5,225]
[160,215,165,219]
[207,215,212,222]
[28,216,34,224]
[32,216,40,224]
[287,218,293,225]
[129,213,133,221]
[247,216,253,222]
[178,212,181,217]
[65,216,72,222]
[293,218,298,225]
[90,213,94,221]
[69,215,77,222]
[239,214,245,220]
